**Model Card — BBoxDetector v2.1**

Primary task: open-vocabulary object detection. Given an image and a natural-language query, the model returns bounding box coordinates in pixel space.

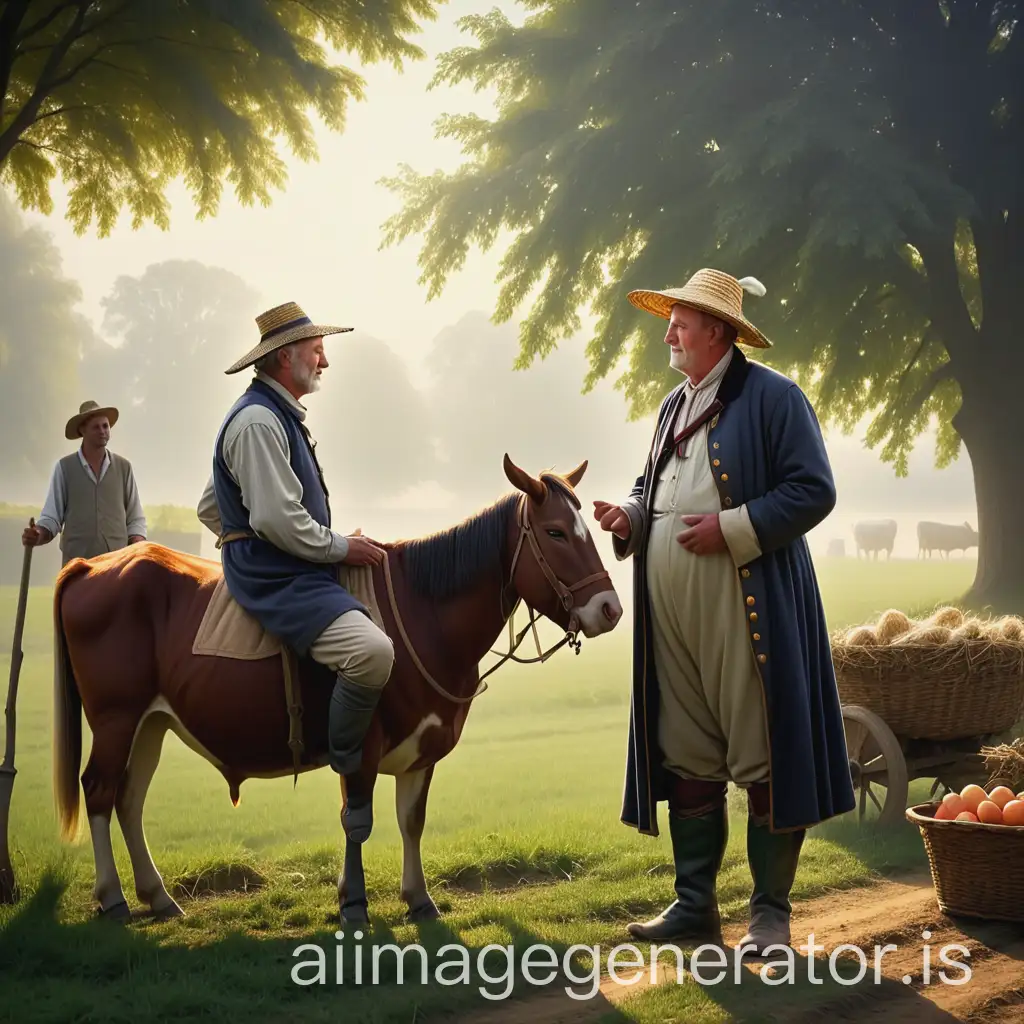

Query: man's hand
[343,530,386,566]
[22,524,51,547]
[128,535,145,544]
[593,500,632,541]
[677,513,728,555]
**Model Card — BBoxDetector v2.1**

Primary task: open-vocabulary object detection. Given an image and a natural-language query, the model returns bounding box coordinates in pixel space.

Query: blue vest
[213,379,366,656]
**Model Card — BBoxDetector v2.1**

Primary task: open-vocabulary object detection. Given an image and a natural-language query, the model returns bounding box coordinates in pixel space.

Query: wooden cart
[834,635,1024,826]
[842,706,1003,825]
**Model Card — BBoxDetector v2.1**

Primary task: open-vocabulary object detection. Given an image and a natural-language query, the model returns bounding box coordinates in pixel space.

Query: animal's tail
[53,561,88,843]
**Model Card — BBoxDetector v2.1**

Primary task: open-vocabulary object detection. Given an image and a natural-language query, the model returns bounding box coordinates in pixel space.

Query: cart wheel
[842,705,909,826]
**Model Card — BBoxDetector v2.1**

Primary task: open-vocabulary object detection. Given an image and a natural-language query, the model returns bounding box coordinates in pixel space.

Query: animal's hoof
[406,898,440,922]
[152,900,185,922]
[98,899,131,923]
[341,900,370,925]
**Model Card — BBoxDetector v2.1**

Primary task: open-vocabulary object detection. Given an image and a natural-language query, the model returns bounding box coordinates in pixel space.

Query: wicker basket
[906,803,1024,922]
[832,639,1024,740]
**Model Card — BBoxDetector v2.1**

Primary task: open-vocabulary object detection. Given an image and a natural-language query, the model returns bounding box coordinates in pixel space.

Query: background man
[197,301,394,844]
[23,400,146,563]
[593,269,854,956]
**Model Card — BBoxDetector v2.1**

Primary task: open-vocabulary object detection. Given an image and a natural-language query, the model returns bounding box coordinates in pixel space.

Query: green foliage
[145,504,200,535]
[0,0,443,234]
[0,500,197,531]
[0,502,40,521]
[381,1,1023,477]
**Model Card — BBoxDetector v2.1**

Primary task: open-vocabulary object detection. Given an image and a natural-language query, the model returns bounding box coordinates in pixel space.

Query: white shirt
[37,448,147,540]
[619,344,762,567]
[672,345,734,456]
[197,372,350,563]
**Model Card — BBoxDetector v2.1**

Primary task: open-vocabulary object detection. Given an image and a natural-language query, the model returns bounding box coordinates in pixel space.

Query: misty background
[0,0,978,599]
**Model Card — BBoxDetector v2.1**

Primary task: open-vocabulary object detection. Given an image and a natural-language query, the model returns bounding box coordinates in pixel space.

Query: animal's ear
[503,453,546,503]
[564,459,588,488]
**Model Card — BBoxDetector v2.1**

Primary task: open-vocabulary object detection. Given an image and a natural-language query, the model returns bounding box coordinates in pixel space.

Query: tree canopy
[380,0,1019,480]
[82,258,261,502]
[0,189,93,488]
[0,0,442,234]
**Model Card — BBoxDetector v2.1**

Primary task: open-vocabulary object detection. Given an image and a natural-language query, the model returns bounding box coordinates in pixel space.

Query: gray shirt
[37,447,147,540]
[197,372,350,563]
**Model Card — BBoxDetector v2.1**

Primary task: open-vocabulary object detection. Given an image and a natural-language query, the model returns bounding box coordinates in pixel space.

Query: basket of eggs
[830,608,1024,741]
[907,774,1024,923]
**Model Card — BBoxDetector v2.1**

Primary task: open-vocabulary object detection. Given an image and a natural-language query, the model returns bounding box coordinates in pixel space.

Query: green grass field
[0,556,997,1023]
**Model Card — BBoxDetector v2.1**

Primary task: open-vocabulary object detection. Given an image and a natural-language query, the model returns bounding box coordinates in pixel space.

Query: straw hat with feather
[65,400,119,440]
[225,301,353,375]
[627,268,772,349]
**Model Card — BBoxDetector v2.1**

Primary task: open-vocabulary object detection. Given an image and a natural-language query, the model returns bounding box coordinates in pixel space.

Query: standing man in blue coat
[198,301,394,844]
[593,269,854,956]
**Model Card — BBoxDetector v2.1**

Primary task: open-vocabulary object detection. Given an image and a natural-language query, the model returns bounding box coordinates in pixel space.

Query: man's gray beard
[294,363,320,392]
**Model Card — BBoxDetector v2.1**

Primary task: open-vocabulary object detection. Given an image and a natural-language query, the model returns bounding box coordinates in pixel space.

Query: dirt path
[457,869,1024,1024]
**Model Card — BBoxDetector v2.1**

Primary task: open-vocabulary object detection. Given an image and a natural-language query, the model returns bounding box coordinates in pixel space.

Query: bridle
[380,487,611,705]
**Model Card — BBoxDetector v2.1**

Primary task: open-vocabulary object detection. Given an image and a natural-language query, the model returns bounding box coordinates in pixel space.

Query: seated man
[198,301,394,843]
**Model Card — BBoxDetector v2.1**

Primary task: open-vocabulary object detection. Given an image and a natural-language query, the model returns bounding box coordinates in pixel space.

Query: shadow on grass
[810,812,930,876]
[641,945,968,1024]
[0,870,638,1024]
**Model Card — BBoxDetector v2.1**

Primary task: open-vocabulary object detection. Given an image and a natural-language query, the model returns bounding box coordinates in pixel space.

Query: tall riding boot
[627,779,729,944]
[329,675,383,843]
[737,781,806,956]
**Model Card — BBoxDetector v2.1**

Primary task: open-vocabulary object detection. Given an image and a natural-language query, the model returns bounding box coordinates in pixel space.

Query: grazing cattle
[52,455,622,924]
[853,519,897,560]
[917,520,979,559]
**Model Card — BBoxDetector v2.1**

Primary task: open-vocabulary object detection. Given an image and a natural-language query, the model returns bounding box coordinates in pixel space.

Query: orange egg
[988,786,1016,809]
[1002,800,1024,826]
[941,793,966,817]
[933,803,953,820]
[1018,791,1024,802]
[977,800,1003,825]
[955,811,979,822]
[960,785,987,813]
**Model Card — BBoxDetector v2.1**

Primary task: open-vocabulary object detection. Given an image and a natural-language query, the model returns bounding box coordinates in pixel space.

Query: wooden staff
[0,517,35,904]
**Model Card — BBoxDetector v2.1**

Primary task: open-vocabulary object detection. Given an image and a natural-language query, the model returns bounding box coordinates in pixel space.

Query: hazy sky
[12,0,978,562]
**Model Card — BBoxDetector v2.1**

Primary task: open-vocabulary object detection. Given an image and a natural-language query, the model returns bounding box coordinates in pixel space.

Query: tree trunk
[954,366,1024,613]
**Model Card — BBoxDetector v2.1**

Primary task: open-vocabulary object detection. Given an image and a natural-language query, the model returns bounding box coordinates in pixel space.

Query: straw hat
[627,268,772,349]
[65,400,119,440]
[224,301,353,375]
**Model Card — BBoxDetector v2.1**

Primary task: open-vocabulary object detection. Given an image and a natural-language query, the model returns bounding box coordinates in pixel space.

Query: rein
[380,492,611,705]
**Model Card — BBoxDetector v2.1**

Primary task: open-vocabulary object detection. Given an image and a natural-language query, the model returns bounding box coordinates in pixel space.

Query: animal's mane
[395,472,582,601]
[397,493,521,601]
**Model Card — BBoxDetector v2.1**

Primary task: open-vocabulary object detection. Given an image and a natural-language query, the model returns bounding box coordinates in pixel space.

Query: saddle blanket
[192,564,386,661]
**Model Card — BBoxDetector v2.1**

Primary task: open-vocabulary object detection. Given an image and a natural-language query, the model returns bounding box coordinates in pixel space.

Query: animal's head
[963,522,979,542]
[502,454,623,638]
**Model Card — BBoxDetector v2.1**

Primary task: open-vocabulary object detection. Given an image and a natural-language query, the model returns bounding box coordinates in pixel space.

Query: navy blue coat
[213,379,366,657]
[616,347,855,835]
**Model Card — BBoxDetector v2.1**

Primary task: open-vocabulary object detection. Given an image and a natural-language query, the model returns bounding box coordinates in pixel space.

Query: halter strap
[383,491,611,704]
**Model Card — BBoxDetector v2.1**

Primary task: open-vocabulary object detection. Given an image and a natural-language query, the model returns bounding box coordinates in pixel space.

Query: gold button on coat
[746,596,755,606]
[724,497,733,506]
[753,632,761,640]
[749,612,758,622]
[741,568,750,578]
[758,654,767,664]
[713,459,720,467]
